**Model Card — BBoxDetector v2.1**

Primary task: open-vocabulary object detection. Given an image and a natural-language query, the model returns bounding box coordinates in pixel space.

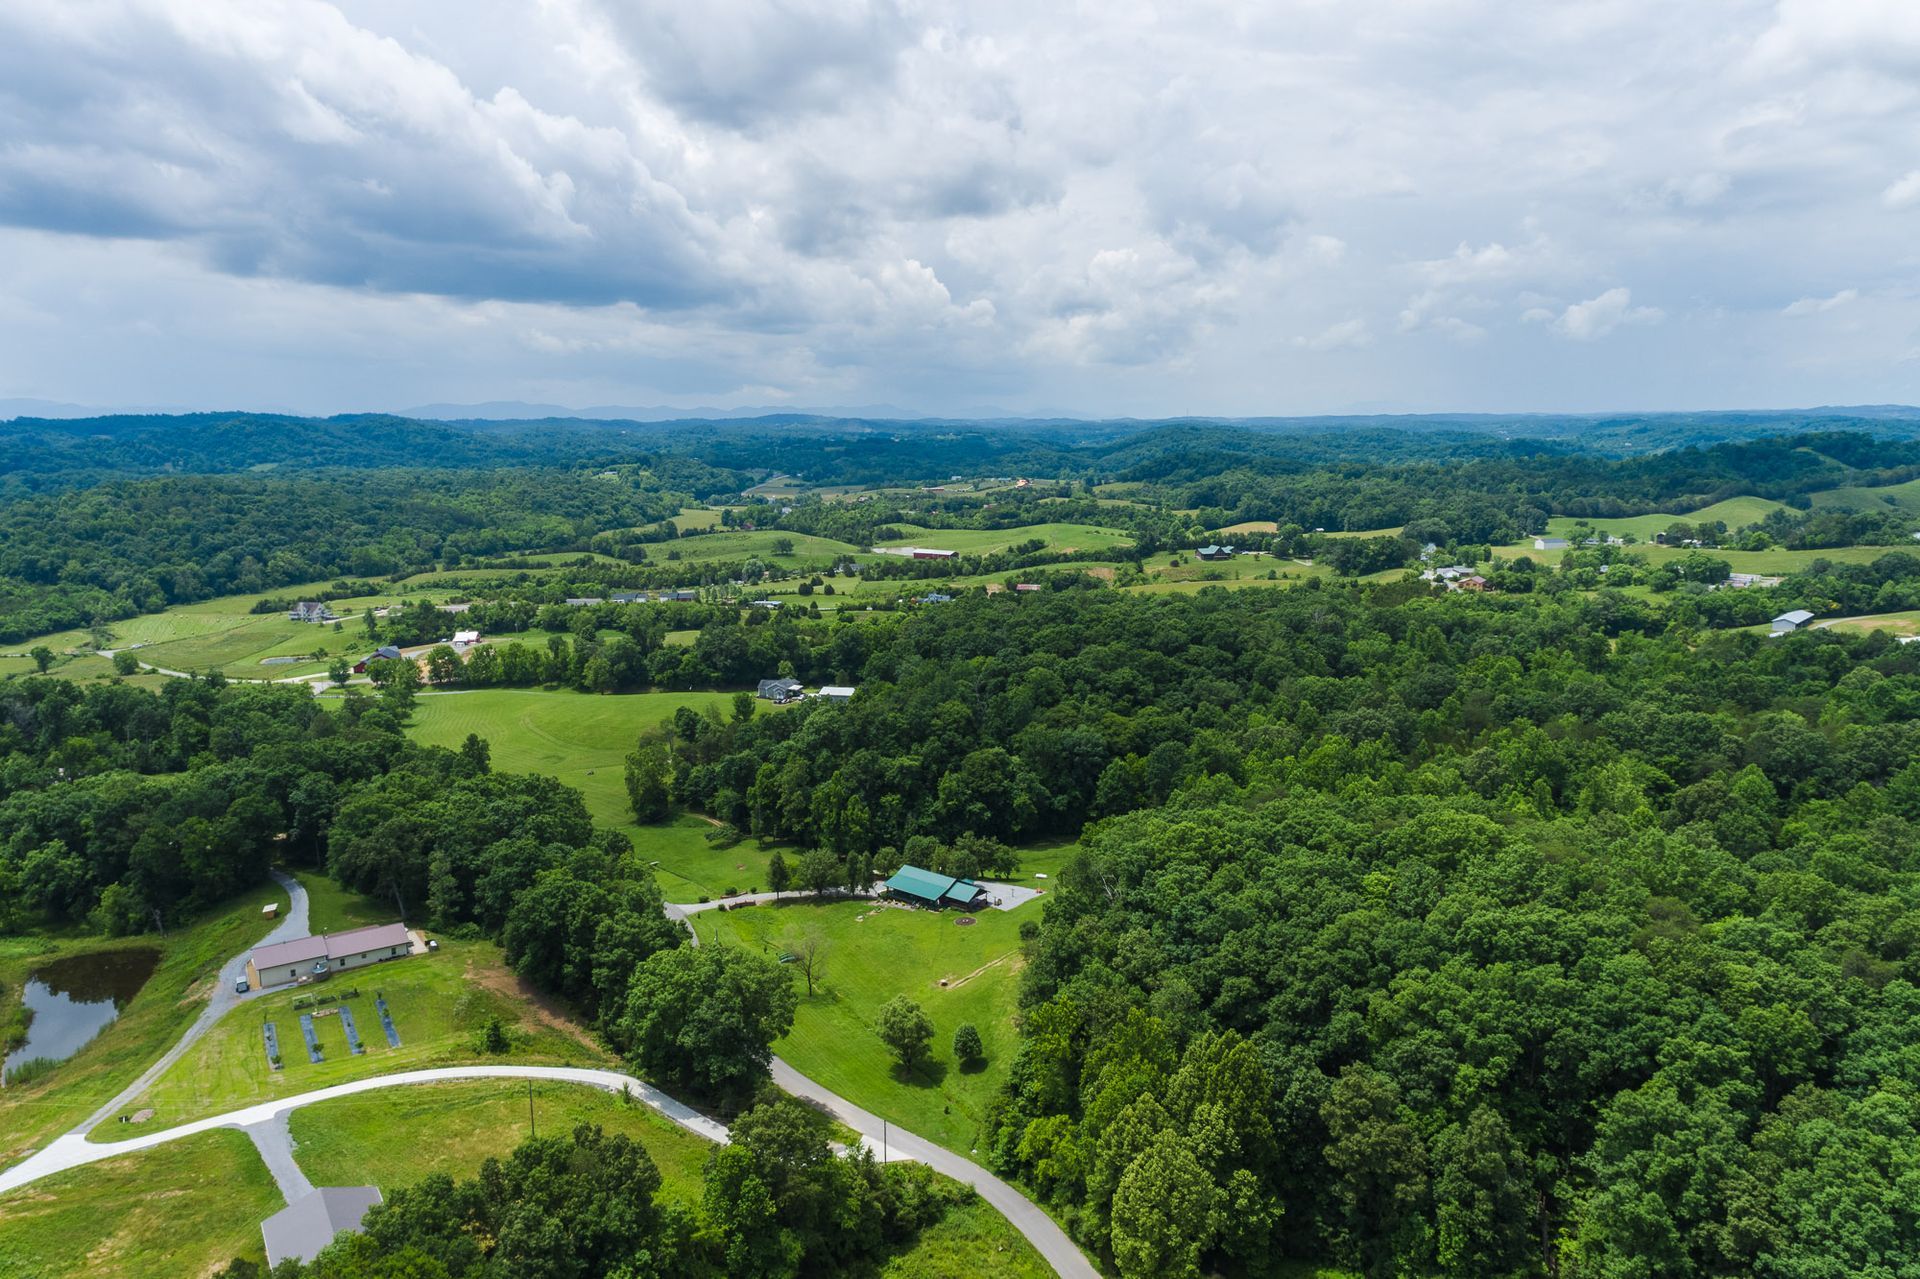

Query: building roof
[941,879,986,905]
[251,933,328,971]
[452,630,480,644]
[818,685,855,698]
[372,645,403,660]
[885,865,961,904]
[262,1186,383,1269]
[1775,609,1816,625]
[251,923,410,972]
[324,922,412,958]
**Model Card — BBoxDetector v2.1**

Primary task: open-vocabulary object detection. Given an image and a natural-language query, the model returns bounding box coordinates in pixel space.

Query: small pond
[4,947,160,1081]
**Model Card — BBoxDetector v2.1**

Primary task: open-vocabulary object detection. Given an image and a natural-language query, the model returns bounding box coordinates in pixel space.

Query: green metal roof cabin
[884,865,988,909]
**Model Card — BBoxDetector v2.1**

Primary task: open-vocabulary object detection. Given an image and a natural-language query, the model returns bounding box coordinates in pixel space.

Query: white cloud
[1295,318,1372,352]
[1550,288,1664,341]
[1884,172,1920,209]
[1783,289,1858,316]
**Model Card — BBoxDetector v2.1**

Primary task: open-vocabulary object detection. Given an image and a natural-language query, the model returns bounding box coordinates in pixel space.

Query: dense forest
[636,584,1920,1277]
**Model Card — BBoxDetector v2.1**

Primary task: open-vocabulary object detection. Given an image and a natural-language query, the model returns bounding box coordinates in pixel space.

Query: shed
[262,1186,383,1268]
[1772,609,1816,634]
[1533,537,1570,551]
[817,685,856,702]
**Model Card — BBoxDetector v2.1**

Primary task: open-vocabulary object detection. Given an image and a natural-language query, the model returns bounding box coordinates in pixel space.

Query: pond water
[4,947,160,1081]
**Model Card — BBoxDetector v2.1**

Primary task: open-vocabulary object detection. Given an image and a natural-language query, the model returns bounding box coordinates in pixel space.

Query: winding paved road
[1,872,1097,1278]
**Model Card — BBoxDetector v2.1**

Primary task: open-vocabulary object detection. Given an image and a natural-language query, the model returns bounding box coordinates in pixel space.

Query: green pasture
[288,1079,716,1204]
[0,886,290,1172]
[100,940,606,1140]
[1808,476,1920,515]
[658,531,866,567]
[1539,495,1789,542]
[0,1129,278,1279]
[402,688,748,825]
[707,899,1030,1158]
[1813,609,1920,636]
[873,522,1132,556]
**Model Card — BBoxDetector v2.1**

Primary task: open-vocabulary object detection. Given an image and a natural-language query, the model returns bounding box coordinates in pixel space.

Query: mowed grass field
[657,530,867,567]
[0,1129,278,1278]
[100,939,607,1140]
[403,688,742,825]
[289,1079,717,1204]
[0,886,291,1173]
[1813,609,1920,636]
[708,899,1030,1157]
[874,522,1133,556]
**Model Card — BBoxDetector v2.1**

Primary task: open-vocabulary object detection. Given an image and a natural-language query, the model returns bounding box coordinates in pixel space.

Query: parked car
[234,977,250,993]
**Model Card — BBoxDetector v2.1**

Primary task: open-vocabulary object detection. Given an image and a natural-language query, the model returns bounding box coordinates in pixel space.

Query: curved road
[0,870,1098,1278]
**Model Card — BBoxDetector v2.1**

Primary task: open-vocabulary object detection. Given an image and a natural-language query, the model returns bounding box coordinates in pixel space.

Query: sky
[2,0,1920,419]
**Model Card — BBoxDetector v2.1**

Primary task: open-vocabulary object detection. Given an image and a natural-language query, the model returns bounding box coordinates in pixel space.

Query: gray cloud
[1,0,1919,416]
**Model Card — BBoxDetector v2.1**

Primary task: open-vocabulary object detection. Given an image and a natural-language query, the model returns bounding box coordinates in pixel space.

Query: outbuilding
[817,685,856,703]
[1772,609,1816,634]
[883,865,989,910]
[1195,545,1236,561]
[1533,537,1570,551]
[262,1187,382,1268]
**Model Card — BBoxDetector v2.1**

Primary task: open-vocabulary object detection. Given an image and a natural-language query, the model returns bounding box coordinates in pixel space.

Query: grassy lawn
[873,522,1133,556]
[0,886,291,1172]
[0,1129,278,1279]
[1814,609,1920,636]
[657,530,868,567]
[295,870,395,935]
[98,940,609,1140]
[707,899,1029,1158]
[879,1195,1052,1278]
[288,1079,716,1204]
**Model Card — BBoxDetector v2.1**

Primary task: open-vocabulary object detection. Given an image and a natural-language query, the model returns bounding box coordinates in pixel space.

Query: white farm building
[246,922,416,989]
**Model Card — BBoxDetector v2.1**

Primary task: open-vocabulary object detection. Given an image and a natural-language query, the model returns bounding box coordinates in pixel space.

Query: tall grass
[4,1055,59,1087]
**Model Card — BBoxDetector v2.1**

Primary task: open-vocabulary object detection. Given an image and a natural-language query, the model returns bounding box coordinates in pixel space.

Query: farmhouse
[757,677,802,703]
[883,865,989,910]
[262,1186,382,1268]
[353,645,404,674]
[287,601,336,624]
[1772,609,1816,635]
[1195,545,1237,561]
[667,589,698,602]
[246,922,414,989]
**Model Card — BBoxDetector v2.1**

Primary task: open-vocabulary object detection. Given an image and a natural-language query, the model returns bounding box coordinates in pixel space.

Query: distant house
[287,601,336,624]
[816,685,856,703]
[451,629,480,645]
[563,597,604,607]
[352,645,404,674]
[1195,545,1237,561]
[883,865,989,910]
[1014,583,1042,593]
[611,592,645,603]
[1458,576,1490,592]
[245,922,414,989]
[1724,573,1784,590]
[919,592,954,604]
[1533,537,1569,551]
[667,589,697,602]
[262,1187,383,1269]
[757,678,802,703]
[435,602,474,614]
[750,599,783,609]
[1772,609,1816,634]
